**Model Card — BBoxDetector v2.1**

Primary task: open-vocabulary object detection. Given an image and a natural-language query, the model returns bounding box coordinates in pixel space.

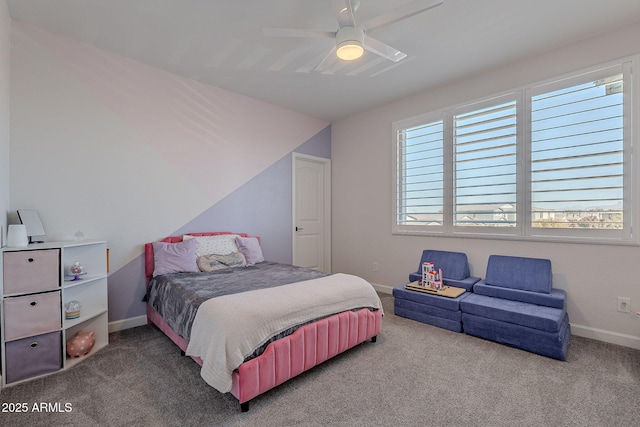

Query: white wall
[0,0,9,242]
[332,22,640,349]
[9,22,327,272]
[9,22,328,324]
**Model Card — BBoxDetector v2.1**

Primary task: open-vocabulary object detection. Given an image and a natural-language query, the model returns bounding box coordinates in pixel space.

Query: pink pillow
[152,239,199,276]
[235,236,264,266]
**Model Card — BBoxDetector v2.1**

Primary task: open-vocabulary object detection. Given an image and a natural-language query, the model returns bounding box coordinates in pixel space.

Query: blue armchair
[408,249,479,291]
[394,250,480,332]
[460,255,570,360]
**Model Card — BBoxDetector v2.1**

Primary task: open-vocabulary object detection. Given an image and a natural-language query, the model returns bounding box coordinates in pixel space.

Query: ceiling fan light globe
[337,41,364,60]
[335,26,365,61]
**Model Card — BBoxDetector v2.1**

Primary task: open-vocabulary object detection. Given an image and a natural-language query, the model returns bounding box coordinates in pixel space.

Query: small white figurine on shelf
[67,262,86,281]
[65,300,81,319]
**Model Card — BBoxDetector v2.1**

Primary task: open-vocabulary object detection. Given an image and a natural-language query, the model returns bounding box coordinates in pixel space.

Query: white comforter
[185,273,382,393]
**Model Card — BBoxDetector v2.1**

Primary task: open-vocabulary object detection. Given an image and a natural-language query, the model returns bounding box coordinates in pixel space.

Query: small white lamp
[6,224,29,247]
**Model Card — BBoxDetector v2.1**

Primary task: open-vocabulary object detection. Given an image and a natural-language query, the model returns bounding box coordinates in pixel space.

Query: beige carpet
[1,293,639,426]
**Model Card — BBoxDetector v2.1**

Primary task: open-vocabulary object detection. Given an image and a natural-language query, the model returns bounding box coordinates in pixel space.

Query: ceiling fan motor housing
[336,26,365,60]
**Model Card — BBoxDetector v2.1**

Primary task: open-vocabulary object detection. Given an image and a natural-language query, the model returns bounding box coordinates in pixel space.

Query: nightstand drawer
[4,291,62,341]
[5,331,62,384]
[3,249,60,294]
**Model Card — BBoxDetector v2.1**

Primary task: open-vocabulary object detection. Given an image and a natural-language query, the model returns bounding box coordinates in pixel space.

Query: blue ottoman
[393,284,471,333]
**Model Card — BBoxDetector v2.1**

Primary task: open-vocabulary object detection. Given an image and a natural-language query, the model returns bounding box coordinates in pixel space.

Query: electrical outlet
[617,297,631,313]
[372,262,379,272]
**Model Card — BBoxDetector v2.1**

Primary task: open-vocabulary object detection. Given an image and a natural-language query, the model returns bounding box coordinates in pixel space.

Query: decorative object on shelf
[66,330,95,357]
[6,224,29,247]
[65,300,81,319]
[66,262,86,281]
[17,209,46,243]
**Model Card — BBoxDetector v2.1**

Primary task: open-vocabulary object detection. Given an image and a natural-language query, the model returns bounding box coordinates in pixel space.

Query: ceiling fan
[263,0,444,71]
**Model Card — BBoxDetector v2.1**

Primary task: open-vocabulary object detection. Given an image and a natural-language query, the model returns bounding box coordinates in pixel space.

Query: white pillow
[183,234,239,256]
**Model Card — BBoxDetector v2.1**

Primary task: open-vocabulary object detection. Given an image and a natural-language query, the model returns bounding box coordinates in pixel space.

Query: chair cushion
[473,282,566,309]
[485,255,552,294]
[394,298,463,322]
[395,306,464,333]
[410,250,471,282]
[460,293,565,333]
[462,312,570,360]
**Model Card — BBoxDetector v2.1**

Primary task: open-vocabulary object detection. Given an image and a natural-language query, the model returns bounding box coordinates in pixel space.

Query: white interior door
[292,153,331,272]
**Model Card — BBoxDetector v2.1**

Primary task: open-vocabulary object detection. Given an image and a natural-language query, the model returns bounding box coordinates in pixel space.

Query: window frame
[451,93,523,237]
[392,58,637,245]
[393,110,447,235]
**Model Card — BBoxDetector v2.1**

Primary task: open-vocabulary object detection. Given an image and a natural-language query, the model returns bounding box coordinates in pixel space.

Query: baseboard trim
[108,315,147,333]
[570,324,640,350]
[371,282,393,295]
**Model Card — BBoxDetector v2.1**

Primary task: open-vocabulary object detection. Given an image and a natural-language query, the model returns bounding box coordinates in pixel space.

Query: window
[529,72,624,231]
[454,98,518,228]
[395,115,444,227]
[393,61,634,243]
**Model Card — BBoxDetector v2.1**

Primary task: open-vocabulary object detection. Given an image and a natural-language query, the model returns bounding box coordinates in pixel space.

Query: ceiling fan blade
[263,28,335,39]
[315,46,338,72]
[330,0,356,27]
[361,0,443,33]
[363,35,407,62]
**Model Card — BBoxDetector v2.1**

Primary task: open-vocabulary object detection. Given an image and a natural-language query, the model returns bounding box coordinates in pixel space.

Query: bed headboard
[144,232,254,283]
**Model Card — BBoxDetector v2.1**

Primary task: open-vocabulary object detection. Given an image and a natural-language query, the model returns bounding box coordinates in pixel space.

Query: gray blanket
[146,261,329,342]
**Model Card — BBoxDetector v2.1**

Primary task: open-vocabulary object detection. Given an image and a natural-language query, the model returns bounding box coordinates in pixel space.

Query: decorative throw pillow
[183,234,239,256]
[197,252,247,272]
[235,236,265,266]
[152,239,199,276]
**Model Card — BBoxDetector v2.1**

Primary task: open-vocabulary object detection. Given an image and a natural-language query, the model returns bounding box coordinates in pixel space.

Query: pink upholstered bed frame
[145,232,382,412]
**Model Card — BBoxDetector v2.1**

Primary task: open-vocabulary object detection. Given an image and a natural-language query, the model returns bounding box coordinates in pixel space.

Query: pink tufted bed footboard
[145,232,382,412]
[147,303,381,411]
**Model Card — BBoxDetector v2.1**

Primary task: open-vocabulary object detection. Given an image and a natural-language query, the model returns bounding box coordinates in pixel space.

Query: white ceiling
[7,0,640,121]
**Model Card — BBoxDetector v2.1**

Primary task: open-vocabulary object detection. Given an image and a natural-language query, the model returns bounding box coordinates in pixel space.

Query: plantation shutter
[396,119,444,226]
[530,71,624,230]
[453,98,517,227]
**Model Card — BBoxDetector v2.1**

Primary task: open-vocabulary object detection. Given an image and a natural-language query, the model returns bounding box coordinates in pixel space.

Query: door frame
[292,152,331,272]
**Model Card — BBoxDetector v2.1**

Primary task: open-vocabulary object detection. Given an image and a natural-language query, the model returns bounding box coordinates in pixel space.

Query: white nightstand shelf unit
[0,240,109,386]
